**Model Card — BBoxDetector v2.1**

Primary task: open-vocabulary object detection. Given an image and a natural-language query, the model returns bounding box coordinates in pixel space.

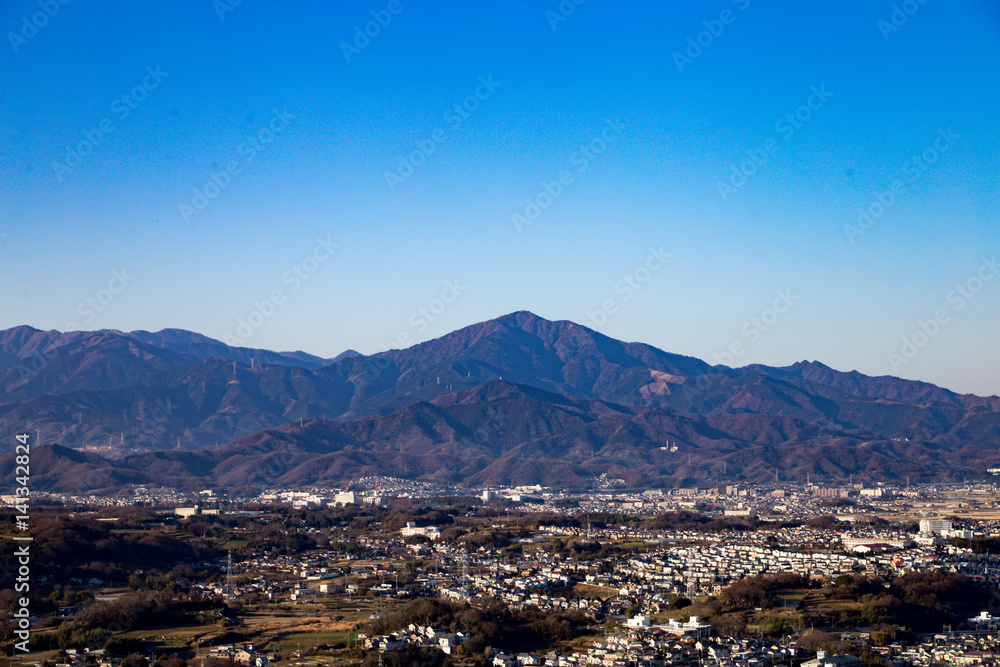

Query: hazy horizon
[6,309,999,400]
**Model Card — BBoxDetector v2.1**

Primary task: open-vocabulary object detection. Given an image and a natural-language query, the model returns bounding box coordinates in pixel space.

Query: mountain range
[2,311,998,492]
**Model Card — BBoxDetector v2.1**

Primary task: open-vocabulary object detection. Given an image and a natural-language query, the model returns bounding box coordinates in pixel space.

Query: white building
[401,521,441,540]
[660,616,710,638]
[969,611,1000,630]
[919,519,952,534]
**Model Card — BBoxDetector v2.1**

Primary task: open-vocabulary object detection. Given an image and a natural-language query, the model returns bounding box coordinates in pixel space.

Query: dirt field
[570,583,618,599]
[107,598,390,661]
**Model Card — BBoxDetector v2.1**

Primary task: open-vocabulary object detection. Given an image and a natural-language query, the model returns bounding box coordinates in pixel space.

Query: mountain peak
[494,310,546,325]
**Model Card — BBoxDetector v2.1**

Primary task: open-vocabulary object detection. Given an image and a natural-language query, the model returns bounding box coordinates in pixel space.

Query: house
[234,649,256,664]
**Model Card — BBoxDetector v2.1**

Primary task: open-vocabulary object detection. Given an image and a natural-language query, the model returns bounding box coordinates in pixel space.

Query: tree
[122,654,149,667]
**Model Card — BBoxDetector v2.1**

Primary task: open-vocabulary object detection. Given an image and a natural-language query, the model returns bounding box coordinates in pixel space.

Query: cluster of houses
[204,643,276,666]
[436,625,809,667]
[363,624,468,655]
[50,648,112,667]
[363,612,1000,667]
[620,545,864,596]
[868,633,1000,666]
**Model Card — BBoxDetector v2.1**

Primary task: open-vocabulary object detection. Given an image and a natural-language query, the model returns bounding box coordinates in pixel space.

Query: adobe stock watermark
[223,235,338,346]
[844,127,958,244]
[384,75,501,192]
[471,405,508,445]
[361,279,468,385]
[512,117,626,233]
[340,0,407,63]
[713,288,800,366]
[75,269,135,324]
[7,0,70,54]
[123,397,174,448]
[887,255,997,373]
[717,84,833,201]
[678,371,724,412]
[878,0,929,41]
[68,468,115,496]
[214,0,245,21]
[52,66,170,182]
[11,432,31,654]
[179,107,295,223]
[673,0,752,73]
[545,0,586,31]
[13,268,135,384]
[585,246,672,328]
[382,279,468,349]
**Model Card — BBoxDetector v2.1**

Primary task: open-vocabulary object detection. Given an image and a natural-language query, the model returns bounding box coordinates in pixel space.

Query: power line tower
[226,551,234,600]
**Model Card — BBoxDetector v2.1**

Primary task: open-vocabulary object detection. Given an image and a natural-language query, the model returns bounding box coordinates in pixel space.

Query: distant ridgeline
[1,312,998,490]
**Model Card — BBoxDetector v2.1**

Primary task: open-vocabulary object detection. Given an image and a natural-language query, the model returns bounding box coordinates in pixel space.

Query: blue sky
[2,0,999,396]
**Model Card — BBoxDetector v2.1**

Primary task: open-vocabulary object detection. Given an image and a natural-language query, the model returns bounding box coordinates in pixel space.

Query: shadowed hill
[6,380,999,491]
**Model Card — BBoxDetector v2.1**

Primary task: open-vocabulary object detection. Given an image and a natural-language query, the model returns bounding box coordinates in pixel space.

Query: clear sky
[2,1,999,396]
